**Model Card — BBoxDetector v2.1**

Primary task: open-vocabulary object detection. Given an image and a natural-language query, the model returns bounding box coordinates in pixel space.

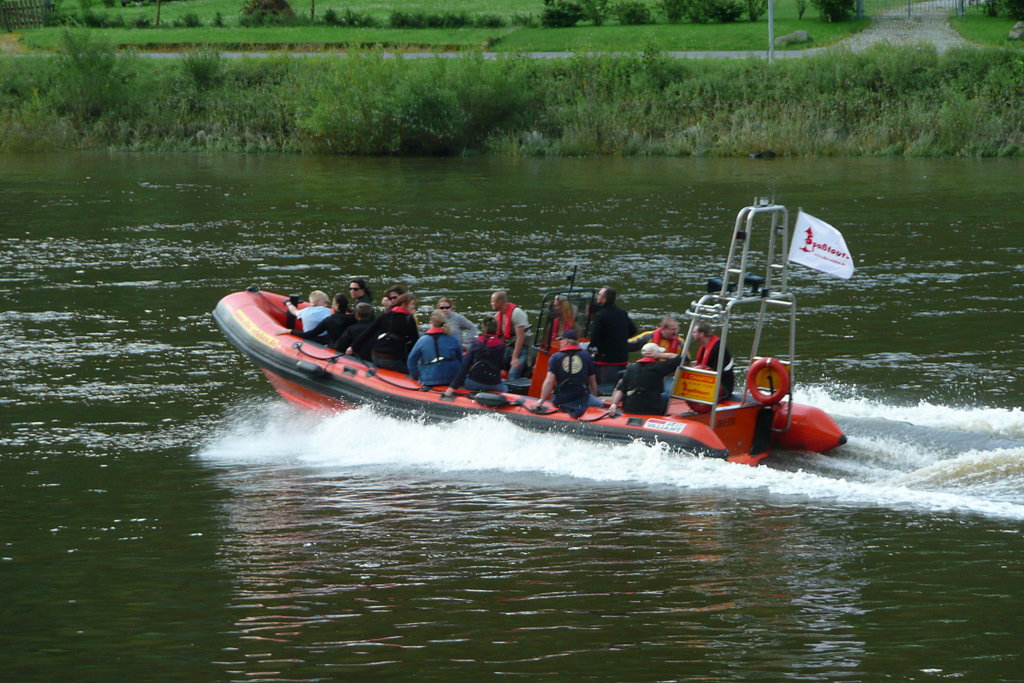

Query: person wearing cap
[532,329,603,419]
[608,342,683,416]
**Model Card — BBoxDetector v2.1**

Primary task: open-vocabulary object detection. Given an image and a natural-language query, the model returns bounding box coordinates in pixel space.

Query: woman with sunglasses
[434,296,478,349]
[381,285,405,313]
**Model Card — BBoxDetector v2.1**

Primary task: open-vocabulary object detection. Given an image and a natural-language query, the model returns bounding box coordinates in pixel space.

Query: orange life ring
[746,357,790,405]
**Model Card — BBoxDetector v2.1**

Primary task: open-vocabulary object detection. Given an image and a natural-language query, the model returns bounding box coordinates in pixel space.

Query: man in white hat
[608,342,682,416]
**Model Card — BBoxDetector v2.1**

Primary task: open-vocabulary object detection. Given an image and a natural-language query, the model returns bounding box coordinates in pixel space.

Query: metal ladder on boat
[679,199,798,428]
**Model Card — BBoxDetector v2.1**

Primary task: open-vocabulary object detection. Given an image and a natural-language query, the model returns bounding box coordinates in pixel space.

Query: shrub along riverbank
[2,34,1023,157]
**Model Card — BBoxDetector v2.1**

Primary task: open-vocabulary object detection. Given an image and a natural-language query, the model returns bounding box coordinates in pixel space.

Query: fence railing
[1,0,54,31]
[858,0,968,18]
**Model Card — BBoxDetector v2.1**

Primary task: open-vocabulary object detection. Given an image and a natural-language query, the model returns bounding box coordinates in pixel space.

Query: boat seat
[505,377,532,395]
[472,392,526,408]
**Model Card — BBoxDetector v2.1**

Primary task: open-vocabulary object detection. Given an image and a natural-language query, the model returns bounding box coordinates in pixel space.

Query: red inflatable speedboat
[213,201,846,465]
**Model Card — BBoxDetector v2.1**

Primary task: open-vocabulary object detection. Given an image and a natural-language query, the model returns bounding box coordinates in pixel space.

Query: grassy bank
[2,34,1022,157]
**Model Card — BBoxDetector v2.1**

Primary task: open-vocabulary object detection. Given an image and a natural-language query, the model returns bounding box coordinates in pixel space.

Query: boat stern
[771,403,846,453]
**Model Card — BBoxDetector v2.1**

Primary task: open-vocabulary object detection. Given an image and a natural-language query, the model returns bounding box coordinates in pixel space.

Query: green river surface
[1,153,1023,680]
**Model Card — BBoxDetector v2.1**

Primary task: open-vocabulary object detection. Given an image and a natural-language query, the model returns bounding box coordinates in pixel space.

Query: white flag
[788,211,854,279]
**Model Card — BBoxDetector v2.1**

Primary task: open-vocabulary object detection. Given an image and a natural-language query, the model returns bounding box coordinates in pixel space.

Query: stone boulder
[1009,21,1024,41]
[775,30,810,47]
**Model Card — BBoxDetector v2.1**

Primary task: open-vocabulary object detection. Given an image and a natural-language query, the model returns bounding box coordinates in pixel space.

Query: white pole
[768,0,775,63]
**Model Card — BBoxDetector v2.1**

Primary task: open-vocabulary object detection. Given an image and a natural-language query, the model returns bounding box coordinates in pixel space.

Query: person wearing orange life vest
[627,315,682,354]
[687,320,735,411]
[490,290,531,380]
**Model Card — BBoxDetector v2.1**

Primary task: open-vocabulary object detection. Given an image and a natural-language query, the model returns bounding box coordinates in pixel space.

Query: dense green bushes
[1004,0,1024,19]
[2,32,1022,157]
[240,0,295,27]
[811,0,855,22]
[541,0,758,26]
[685,0,744,23]
[541,0,585,27]
[982,0,1024,19]
[49,0,519,29]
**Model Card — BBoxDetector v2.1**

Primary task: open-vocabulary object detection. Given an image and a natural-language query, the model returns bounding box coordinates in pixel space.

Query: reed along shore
[2,39,1023,157]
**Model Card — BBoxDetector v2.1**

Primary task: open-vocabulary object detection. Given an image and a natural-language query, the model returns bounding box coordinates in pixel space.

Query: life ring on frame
[746,357,790,405]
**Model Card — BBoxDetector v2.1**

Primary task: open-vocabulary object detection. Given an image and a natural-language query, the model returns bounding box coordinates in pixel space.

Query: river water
[2,153,1022,680]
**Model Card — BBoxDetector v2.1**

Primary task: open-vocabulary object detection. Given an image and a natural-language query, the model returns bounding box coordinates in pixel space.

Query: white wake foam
[197,398,1024,521]
[797,384,1024,440]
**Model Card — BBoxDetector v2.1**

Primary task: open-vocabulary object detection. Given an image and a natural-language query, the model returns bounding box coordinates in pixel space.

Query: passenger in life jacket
[627,315,682,354]
[626,315,682,398]
[348,292,419,372]
[531,330,604,419]
[687,320,735,412]
[608,343,682,416]
[490,290,531,380]
[443,315,508,396]
[381,285,404,313]
[547,295,577,348]
[408,311,463,387]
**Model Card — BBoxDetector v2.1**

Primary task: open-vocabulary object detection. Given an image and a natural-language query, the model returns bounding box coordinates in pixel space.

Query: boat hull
[213,290,844,465]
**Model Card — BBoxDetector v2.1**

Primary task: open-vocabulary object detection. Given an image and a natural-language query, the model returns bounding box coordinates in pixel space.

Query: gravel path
[834,0,974,52]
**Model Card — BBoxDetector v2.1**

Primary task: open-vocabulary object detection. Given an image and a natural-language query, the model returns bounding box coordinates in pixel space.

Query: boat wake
[196,387,1024,521]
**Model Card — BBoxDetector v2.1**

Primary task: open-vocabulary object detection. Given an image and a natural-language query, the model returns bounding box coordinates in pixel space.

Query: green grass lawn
[14,0,1022,52]
[492,20,868,52]
[22,25,513,49]
[953,7,1024,48]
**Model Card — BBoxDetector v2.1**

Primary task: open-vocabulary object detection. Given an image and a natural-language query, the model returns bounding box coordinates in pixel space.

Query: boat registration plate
[644,418,686,434]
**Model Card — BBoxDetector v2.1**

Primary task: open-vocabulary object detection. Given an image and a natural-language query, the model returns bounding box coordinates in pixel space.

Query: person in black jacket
[282,292,354,347]
[587,286,637,389]
[347,292,419,371]
[347,278,374,307]
[608,343,682,416]
[444,315,508,396]
[334,302,375,356]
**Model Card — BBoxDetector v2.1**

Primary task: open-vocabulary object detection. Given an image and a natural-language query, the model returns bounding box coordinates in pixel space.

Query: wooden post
[156,0,161,27]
